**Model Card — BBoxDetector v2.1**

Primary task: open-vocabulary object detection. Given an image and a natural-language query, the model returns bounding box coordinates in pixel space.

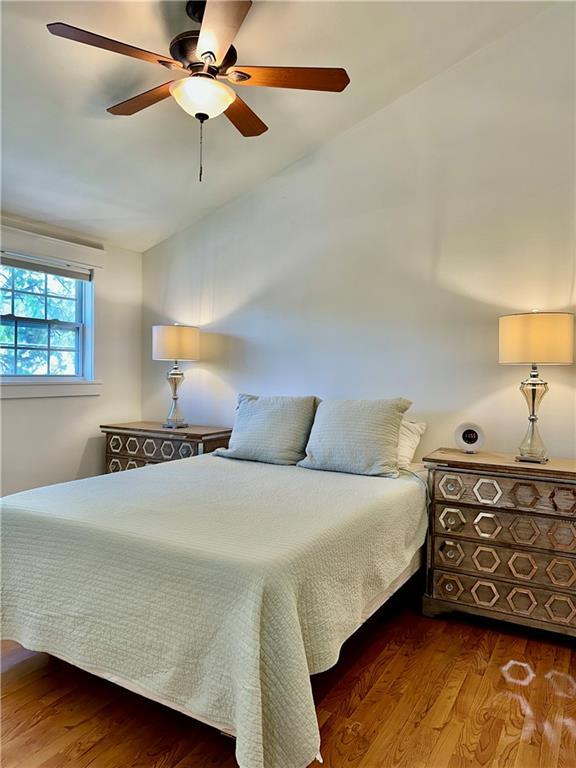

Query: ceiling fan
[47,0,351,140]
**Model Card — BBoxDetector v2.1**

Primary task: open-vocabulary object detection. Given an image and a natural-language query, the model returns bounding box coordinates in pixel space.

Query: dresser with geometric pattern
[100,421,231,474]
[422,448,576,638]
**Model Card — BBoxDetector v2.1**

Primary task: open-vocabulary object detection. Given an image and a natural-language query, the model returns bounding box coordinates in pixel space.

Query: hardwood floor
[2,581,575,768]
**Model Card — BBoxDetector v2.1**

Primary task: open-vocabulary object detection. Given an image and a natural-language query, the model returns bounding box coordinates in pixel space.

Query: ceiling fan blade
[107,81,175,115]
[224,95,267,137]
[226,66,350,92]
[47,22,182,69]
[197,0,252,66]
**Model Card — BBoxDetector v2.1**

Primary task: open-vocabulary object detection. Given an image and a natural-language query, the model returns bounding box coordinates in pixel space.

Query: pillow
[214,394,317,465]
[298,398,412,477]
[398,420,427,469]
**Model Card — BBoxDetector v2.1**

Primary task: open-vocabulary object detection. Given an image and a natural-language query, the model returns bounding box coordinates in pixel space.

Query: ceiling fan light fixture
[169,76,235,120]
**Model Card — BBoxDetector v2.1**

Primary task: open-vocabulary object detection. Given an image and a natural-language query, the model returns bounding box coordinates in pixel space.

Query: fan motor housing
[169,30,238,72]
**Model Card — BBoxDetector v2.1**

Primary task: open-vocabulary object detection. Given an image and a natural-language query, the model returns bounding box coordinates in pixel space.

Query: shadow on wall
[77,435,106,479]
[155,255,575,457]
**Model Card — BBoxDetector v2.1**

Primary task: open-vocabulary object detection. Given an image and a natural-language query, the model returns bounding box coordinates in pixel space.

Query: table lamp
[499,312,574,463]
[152,324,200,428]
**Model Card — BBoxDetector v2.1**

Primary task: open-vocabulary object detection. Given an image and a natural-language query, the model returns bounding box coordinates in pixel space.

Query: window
[0,255,93,379]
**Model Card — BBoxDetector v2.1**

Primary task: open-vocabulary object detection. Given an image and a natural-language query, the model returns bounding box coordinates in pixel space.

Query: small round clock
[455,423,485,453]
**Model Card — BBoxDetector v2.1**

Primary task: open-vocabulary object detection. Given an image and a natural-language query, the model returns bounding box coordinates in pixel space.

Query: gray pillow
[214,394,317,465]
[298,398,412,477]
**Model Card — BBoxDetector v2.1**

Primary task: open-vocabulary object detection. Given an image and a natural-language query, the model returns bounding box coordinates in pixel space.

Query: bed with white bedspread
[1,453,427,768]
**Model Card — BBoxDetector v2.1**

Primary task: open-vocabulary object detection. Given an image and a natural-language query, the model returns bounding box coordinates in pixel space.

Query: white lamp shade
[499,312,574,365]
[169,77,236,119]
[152,325,200,361]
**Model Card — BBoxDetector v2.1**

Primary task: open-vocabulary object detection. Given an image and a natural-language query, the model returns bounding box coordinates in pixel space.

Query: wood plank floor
[2,581,575,768]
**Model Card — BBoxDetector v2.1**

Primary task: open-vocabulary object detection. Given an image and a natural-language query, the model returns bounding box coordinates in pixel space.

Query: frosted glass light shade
[152,325,200,361]
[499,312,574,365]
[169,77,235,119]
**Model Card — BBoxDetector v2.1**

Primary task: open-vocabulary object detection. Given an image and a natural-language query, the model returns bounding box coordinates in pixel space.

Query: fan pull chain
[196,113,208,183]
[199,119,203,182]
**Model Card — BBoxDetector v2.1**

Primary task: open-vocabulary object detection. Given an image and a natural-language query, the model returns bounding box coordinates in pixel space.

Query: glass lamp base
[515,366,549,464]
[516,454,549,464]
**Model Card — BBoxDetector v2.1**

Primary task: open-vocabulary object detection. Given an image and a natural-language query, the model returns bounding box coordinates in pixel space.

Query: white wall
[1,228,142,494]
[142,7,575,460]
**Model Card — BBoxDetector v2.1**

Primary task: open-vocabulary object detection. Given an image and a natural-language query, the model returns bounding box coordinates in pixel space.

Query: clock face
[455,423,484,452]
[462,429,479,445]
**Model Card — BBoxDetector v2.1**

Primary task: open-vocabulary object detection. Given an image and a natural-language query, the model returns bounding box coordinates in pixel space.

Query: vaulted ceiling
[1,1,546,251]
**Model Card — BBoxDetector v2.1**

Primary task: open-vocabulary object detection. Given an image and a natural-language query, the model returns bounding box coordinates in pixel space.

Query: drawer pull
[437,574,464,600]
[439,508,466,532]
[438,474,464,500]
[438,540,465,567]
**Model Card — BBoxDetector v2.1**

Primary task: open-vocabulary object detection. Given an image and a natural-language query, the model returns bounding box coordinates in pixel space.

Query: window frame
[0,256,95,385]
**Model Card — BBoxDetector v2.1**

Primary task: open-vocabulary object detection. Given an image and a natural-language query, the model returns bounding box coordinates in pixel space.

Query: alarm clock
[455,423,485,453]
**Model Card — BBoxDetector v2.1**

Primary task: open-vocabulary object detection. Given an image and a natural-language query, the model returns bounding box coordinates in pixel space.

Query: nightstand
[100,421,232,473]
[422,448,576,638]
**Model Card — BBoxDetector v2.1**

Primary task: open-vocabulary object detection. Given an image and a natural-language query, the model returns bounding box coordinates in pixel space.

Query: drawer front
[433,570,576,628]
[434,504,576,553]
[106,433,197,462]
[435,470,576,517]
[106,455,148,473]
[433,537,576,591]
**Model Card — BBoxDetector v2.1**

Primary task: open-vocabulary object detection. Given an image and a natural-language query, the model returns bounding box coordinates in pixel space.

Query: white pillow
[398,420,426,469]
[214,394,317,465]
[298,398,412,477]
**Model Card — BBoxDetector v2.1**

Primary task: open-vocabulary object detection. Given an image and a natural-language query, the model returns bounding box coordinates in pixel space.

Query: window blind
[1,251,93,282]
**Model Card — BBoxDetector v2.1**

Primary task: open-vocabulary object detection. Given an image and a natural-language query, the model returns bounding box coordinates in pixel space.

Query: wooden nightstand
[100,421,232,474]
[422,448,576,638]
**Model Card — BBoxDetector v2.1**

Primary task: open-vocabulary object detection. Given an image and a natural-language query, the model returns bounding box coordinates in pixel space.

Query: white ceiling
[1,1,546,252]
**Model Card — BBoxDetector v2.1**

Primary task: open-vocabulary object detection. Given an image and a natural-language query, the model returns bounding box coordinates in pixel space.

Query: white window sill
[0,379,103,399]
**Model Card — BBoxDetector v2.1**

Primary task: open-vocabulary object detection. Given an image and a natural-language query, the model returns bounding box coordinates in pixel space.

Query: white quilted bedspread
[1,454,427,768]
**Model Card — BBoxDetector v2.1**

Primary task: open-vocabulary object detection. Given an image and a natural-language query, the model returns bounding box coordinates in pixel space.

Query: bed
[1,453,427,768]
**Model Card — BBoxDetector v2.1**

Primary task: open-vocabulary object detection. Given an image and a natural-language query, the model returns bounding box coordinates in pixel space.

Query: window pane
[13,267,45,294]
[47,297,76,322]
[49,350,77,375]
[16,348,48,375]
[50,326,77,349]
[0,266,13,289]
[0,319,15,345]
[14,292,45,319]
[47,274,76,298]
[1,289,12,314]
[17,322,48,348]
[0,264,88,378]
[0,348,15,375]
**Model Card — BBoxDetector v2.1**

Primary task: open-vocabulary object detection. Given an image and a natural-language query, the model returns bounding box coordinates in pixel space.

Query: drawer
[106,433,197,462]
[434,504,576,552]
[106,455,148,473]
[434,470,576,517]
[433,570,576,628]
[433,536,576,591]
